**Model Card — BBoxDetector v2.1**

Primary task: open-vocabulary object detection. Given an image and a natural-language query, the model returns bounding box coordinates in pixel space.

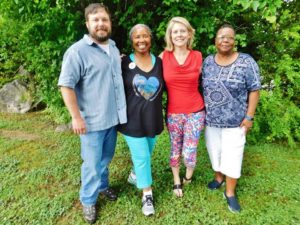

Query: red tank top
[162,50,204,113]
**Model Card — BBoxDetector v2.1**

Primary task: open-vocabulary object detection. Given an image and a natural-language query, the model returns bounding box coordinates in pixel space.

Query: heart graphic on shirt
[133,74,160,101]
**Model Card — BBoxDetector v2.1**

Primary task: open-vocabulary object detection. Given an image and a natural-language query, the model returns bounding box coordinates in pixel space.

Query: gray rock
[55,123,72,132]
[0,80,32,113]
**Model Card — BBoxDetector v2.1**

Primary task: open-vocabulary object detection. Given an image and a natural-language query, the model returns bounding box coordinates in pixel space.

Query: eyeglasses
[216,36,235,41]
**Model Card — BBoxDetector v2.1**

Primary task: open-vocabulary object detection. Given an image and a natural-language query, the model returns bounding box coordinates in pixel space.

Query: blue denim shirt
[58,34,127,132]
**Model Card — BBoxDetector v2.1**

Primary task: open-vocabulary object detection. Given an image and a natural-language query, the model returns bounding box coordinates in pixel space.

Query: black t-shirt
[118,55,164,137]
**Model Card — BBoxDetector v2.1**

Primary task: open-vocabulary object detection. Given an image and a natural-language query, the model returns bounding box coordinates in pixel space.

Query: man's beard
[91,30,111,43]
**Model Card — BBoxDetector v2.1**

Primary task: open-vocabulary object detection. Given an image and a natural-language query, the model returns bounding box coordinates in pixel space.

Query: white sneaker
[127,171,137,187]
[142,195,155,216]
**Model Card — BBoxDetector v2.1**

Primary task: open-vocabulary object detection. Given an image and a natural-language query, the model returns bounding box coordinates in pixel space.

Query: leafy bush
[248,2,300,146]
[0,0,299,145]
[0,16,23,88]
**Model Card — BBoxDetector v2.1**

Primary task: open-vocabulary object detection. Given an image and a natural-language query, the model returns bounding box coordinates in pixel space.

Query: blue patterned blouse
[202,53,261,128]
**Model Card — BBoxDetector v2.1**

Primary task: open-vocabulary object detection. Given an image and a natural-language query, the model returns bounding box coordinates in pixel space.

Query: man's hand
[72,117,86,135]
[60,87,87,135]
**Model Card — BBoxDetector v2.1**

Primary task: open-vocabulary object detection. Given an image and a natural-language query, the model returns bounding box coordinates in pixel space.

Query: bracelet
[245,115,254,121]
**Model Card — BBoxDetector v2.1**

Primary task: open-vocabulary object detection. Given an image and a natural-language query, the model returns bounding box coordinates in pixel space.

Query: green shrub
[0,17,24,88]
[0,0,298,146]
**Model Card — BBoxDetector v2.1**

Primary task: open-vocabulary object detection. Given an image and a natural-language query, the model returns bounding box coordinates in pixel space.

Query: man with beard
[58,3,127,224]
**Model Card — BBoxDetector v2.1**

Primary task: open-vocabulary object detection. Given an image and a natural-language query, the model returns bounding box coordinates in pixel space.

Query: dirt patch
[0,130,40,141]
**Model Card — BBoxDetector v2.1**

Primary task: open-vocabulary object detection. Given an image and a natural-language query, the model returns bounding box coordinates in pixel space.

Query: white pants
[205,126,246,179]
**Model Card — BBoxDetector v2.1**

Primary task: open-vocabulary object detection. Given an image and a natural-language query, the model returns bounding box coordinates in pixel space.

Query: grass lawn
[0,112,299,225]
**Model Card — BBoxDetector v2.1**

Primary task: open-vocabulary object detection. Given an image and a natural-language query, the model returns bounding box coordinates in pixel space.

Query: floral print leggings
[167,110,205,168]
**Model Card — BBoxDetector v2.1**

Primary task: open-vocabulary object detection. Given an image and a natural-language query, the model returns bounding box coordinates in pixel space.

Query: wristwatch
[245,115,254,121]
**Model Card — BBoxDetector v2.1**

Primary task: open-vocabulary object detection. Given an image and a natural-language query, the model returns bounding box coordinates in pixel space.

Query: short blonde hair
[164,17,195,51]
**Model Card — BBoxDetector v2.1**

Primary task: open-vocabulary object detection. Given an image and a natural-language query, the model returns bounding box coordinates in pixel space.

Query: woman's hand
[240,119,253,134]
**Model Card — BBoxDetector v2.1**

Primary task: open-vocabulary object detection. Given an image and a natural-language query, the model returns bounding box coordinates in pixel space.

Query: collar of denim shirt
[83,34,116,47]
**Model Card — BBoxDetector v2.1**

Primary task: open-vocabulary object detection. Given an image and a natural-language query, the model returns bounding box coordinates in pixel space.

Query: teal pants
[124,135,157,189]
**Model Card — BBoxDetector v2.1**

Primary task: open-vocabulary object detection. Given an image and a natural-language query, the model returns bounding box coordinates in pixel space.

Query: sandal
[182,176,192,185]
[173,184,183,197]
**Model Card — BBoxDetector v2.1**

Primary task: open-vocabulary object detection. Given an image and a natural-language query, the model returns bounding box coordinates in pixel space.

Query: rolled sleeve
[58,49,82,89]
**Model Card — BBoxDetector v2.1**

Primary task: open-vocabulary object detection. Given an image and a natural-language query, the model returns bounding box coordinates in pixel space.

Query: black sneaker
[82,205,97,224]
[208,179,224,190]
[223,192,241,213]
[142,195,155,216]
[101,187,118,201]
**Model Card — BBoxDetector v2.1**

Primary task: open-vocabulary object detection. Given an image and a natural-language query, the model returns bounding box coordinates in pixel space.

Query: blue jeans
[79,126,117,206]
[124,135,157,189]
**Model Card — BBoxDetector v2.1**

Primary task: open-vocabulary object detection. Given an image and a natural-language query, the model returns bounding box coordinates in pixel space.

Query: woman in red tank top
[159,17,205,197]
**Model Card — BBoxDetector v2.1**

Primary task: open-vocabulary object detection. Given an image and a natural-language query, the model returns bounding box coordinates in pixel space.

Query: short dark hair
[85,3,111,21]
[129,24,152,41]
[217,23,236,35]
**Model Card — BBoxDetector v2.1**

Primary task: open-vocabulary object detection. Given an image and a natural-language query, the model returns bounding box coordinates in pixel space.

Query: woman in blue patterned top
[202,24,261,213]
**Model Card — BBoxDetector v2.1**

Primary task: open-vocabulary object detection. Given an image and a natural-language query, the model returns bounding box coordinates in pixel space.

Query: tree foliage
[0,0,299,146]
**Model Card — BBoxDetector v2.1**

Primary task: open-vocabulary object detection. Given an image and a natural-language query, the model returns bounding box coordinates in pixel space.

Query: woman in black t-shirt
[118,24,164,216]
